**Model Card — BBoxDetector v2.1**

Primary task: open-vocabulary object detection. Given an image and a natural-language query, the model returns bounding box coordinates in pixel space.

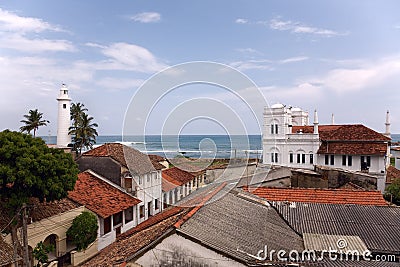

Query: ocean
[41,135,263,159]
[41,133,400,159]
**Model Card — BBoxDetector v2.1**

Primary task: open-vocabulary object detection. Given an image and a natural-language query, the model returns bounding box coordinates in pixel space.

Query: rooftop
[68,170,140,218]
[81,183,226,266]
[386,165,400,183]
[243,187,388,206]
[162,167,195,192]
[0,236,20,266]
[178,190,304,264]
[292,124,391,141]
[273,201,400,254]
[81,143,163,175]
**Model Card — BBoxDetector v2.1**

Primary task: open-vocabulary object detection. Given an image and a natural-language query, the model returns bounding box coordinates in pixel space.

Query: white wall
[134,233,245,267]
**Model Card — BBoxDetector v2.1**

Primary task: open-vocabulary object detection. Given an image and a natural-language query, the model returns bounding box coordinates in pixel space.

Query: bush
[67,211,98,251]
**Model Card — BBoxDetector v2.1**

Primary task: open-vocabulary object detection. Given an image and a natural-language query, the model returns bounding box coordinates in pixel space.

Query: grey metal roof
[272,201,400,255]
[177,190,304,265]
[303,233,369,254]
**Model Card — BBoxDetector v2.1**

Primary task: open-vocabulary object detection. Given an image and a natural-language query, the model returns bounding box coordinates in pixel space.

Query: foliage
[32,241,54,267]
[66,211,98,251]
[70,102,88,127]
[0,130,79,210]
[385,178,400,205]
[69,103,98,155]
[19,109,49,137]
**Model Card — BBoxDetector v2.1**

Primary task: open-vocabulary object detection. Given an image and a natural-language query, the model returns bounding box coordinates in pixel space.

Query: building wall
[392,149,400,169]
[316,154,386,174]
[134,233,245,267]
[76,157,122,186]
[56,86,71,147]
[134,170,162,223]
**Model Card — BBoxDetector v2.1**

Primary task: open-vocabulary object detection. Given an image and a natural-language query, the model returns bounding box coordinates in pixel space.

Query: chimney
[331,113,335,125]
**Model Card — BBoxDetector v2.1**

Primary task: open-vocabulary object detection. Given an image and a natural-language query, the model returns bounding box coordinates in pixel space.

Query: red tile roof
[68,171,140,218]
[0,198,80,231]
[386,165,400,183]
[82,143,163,174]
[292,124,390,155]
[0,237,20,266]
[162,167,195,192]
[81,183,227,266]
[292,124,390,141]
[243,187,388,206]
[317,142,388,155]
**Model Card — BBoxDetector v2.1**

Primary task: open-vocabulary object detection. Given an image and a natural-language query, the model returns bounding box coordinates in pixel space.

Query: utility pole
[22,203,30,267]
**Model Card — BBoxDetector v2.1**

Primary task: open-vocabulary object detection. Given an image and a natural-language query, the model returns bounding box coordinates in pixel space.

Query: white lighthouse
[56,84,71,147]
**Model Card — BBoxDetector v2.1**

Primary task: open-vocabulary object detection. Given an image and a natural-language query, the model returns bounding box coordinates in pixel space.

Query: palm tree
[20,109,49,137]
[70,103,88,127]
[69,112,98,154]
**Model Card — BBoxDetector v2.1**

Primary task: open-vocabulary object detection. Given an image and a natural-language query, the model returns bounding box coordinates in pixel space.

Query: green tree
[69,112,98,155]
[0,130,79,264]
[70,102,88,128]
[32,241,54,267]
[386,178,400,205]
[66,211,98,251]
[20,109,49,138]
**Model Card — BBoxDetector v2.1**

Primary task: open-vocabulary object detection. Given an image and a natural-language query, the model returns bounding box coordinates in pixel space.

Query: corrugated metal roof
[303,233,368,253]
[273,201,400,254]
[177,191,304,264]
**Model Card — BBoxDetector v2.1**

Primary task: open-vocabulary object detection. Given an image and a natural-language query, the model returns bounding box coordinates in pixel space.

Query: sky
[1,0,400,136]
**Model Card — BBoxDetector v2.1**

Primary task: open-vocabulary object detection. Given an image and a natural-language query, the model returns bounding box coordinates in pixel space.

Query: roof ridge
[174,182,227,229]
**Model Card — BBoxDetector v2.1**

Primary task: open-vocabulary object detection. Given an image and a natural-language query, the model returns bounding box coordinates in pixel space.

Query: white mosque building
[262,104,391,189]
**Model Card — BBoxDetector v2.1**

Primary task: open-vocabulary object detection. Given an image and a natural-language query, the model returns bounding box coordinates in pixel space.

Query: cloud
[279,56,309,64]
[235,48,262,55]
[269,18,347,37]
[0,33,75,53]
[0,8,64,33]
[97,42,168,73]
[130,12,161,23]
[230,60,273,71]
[235,18,248,24]
[0,8,74,53]
[95,77,145,91]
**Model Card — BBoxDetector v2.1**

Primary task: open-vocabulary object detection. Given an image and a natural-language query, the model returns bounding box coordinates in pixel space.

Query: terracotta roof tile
[386,165,400,183]
[318,142,388,155]
[292,124,389,155]
[292,124,390,141]
[0,198,80,231]
[243,187,388,206]
[82,143,163,174]
[81,183,227,266]
[0,236,20,265]
[68,171,140,218]
[162,167,195,189]
[147,154,166,162]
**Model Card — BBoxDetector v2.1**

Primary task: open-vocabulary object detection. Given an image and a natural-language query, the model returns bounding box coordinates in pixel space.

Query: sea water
[41,135,263,159]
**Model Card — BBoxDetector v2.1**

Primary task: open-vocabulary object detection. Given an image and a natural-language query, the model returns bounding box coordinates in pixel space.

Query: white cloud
[235,48,262,55]
[130,12,161,23]
[0,8,64,33]
[98,42,168,73]
[95,77,145,91]
[230,60,273,71]
[0,33,75,53]
[235,18,248,24]
[279,56,309,64]
[270,18,347,37]
[0,8,74,53]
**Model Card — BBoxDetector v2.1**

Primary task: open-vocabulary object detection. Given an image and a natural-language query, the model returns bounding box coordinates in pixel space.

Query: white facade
[262,104,320,169]
[262,104,389,192]
[135,233,245,267]
[56,84,71,147]
[133,170,162,224]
